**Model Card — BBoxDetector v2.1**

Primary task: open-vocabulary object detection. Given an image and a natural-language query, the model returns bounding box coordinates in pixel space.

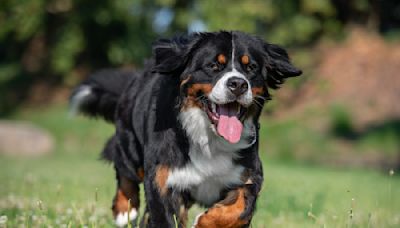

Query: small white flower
[0,215,8,224]
[66,208,73,215]
[89,215,97,222]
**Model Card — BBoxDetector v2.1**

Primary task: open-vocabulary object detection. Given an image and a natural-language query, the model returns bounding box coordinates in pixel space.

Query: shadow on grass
[332,118,400,169]
[332,118,400,139]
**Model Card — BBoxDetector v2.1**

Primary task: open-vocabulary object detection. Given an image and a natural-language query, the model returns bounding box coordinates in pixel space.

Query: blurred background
[0,0,399,227]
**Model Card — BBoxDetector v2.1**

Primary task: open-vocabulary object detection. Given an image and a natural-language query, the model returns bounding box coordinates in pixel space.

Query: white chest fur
[166,108,255,205]
[166,143,245,205]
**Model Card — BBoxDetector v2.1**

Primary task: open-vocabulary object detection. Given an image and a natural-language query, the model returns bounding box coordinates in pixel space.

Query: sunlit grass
[0,105,399,227]
[259,110,400,164]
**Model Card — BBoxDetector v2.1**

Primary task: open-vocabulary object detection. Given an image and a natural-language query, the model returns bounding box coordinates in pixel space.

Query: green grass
[0,105,399,227]
[259,108,400,164]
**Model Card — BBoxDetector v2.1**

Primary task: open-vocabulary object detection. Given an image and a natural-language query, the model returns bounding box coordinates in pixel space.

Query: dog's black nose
[226,77,248,97]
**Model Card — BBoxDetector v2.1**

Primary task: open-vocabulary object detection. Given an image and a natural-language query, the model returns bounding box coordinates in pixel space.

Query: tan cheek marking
[241,55,249,65]
[155,165,169,196]
[181,97,201,111]
[217,54,226,64]
[182,83,213,110]
[187,84,213,97]
[251,87,264,96]
[195,188,249,228]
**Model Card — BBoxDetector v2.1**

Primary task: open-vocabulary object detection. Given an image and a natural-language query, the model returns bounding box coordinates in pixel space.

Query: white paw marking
[115,208,138,227]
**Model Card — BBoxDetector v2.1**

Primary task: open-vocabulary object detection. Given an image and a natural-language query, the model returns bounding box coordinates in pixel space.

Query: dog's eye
[209,62,222,72]
[246,63,258,72]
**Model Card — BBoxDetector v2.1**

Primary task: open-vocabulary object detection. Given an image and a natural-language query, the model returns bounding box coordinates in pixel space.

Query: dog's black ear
[152,35,196,74]
[263,43,302,89]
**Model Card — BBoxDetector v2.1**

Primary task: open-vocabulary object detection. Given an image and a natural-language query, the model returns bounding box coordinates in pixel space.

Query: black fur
[70,31,301,228]
[70,69,136,122]
[263,43,302,89]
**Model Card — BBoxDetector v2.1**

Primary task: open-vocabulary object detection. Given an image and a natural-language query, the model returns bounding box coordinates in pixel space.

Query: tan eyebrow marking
[241,55,250,65]
[217,54,226,64]
[251,87,264,96]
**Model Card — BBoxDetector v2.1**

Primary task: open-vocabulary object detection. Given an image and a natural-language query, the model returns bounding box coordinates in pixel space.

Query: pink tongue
[217,104,243,144]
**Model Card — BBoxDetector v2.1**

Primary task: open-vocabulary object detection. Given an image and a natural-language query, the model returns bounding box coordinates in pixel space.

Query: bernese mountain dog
[70,31,302,228]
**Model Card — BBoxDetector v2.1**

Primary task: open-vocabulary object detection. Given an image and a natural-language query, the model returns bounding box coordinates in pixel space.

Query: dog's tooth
[212,102,216,113]
[237,105,241,115]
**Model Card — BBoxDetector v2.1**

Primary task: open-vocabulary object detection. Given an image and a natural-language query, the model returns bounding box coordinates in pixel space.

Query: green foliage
[0,0,344,91]
[1,0,400,113]
[0,0,157,83]
[329,105,355,137]
[198,0,342,46]
[50,24,85,75]
[0,0,158,114]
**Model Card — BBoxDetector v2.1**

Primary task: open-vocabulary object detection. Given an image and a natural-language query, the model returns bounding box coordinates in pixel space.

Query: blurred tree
[0,0,159,114]
[331,0,400,33]
[0,0,399,115]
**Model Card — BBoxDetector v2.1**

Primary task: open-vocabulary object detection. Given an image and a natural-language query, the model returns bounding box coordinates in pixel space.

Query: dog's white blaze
[209,71,253,106]
[115,208,137,227]
[170,108,256,205]
[231,35,236,70]
[208,34,253,106]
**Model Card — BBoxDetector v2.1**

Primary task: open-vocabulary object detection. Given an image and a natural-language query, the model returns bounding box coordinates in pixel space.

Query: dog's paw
[115,208,138,227]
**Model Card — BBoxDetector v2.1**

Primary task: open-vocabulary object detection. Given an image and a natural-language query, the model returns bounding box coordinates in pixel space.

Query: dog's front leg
[193,169,263,228]
[191,187,250,228]
[144,164,187,228]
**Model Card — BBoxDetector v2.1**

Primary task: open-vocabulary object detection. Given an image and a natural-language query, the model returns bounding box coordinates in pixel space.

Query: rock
[0,121,54,156]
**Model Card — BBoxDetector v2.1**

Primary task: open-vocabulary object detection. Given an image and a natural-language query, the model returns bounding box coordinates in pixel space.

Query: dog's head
[153,31,302,144]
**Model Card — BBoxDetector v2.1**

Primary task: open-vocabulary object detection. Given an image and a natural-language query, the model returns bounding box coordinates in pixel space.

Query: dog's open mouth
[203,100,246,144]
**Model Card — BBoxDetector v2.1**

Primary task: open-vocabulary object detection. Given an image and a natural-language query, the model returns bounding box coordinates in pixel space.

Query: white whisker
[255,95,266,101]
[196,95,206,101]
[252,99,263,109]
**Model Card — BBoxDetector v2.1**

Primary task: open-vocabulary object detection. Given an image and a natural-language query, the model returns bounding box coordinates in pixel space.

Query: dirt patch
[277,27,400,128]
[270,28,400,169]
